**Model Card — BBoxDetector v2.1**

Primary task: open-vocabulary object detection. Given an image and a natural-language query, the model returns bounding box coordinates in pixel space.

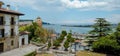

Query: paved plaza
[0,45,38,56]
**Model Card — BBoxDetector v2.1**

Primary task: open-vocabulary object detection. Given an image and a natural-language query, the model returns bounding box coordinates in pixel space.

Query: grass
[76,51,106,56]
[36,53,54,56]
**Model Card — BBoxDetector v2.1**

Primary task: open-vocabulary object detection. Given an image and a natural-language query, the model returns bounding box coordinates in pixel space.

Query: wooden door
[0,43,4,53]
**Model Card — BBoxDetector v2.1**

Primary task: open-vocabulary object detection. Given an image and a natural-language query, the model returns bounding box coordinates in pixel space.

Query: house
[19,20,33,26]
[19,31,29,47]
[0,1,24,53]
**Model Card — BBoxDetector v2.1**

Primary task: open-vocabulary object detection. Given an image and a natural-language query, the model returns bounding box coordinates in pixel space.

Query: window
[11,40,14,46]
[0,29,4,37]
[11,17,14,25]
[0,16,4,25]
[11,29,14,36]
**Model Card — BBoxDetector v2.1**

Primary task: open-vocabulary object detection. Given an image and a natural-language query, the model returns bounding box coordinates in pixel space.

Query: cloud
[1,0,120,11]
[107,14,120,24]
[61,0,107,8]
[1,0,64,11]
[61,0,120,11]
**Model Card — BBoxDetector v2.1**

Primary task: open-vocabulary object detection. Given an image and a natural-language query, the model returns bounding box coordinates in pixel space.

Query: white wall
[4,14,11,37]
[19,34,28,47]
[3,14,19,37]
[15,16,19,35]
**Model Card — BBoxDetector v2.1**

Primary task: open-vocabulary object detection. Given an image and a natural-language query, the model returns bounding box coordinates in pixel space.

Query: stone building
[35,17,42,27]
[0,1,24,53]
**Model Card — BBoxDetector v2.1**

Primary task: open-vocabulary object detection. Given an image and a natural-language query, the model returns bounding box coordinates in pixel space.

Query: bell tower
[36,17,42,27]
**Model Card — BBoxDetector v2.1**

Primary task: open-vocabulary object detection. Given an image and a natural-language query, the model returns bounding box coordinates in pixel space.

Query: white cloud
[61,0,107,9]
[107,14,120,24]
[1,0,64,11]
[1,0,120,11]
[61,0,120,11]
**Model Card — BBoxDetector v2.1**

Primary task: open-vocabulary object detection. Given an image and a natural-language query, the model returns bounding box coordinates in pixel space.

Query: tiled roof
[0,8,24,15]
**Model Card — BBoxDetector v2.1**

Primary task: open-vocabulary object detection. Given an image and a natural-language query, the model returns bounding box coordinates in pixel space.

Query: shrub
[64,40,69,51]
[53,40,60,48]
[92,37,120,55]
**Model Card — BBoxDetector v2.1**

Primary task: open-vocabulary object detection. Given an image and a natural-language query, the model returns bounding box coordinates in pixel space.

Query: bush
[57,36,64,43]
[92,37,120,55]
[53,40,60,48]
[64,40,69,51]
[24,51,36,56]
[61,30,67,36]
[48,41,51,49]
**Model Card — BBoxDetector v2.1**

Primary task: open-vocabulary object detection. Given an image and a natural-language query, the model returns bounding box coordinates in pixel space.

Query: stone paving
[55,53,75,56]
[0,44,38,56]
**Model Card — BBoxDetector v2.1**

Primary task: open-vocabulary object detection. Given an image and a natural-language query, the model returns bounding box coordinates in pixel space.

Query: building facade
[0,1,24,53]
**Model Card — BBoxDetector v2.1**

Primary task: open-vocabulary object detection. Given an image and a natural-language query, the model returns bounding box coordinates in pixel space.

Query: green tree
[87,18,112,47]
[53,40,60,48]
[67,33,74,43]
[64,40,69,51]
[92,23,120,55]
[47,41,51,50]
[61,30,67,36]
[114,23,120,45]
[27,22,39,42]
[57,30,67,43]
[92,36,120,55]
[19,22,50,44]
[89,18,111,38]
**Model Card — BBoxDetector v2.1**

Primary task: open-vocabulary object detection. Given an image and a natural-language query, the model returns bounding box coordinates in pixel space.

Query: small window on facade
[11,17,14,25]
[11,40,14,46]
[0,16,4,25]
[11,28,14,36]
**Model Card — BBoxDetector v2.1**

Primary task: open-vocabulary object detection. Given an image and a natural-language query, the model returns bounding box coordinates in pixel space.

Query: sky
[1,0,120,25]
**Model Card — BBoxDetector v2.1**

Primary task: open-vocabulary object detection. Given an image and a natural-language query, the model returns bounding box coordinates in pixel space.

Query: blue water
[43,24,116,51]
[43,24,92,51]
[43,24,93,34]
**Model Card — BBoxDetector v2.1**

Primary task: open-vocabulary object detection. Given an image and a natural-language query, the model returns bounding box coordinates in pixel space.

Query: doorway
[0,43,4,53]
[22,38,25,45]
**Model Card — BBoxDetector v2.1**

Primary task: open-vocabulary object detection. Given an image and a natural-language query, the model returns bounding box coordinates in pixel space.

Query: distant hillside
[61,24,118,27]
[61,25,92,27]
[19,19,51,25]
[42,22,51,25]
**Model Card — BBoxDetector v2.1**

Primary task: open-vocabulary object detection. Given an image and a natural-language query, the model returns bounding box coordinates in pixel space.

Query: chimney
[0,1,4,8]
[7,4,10,10]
